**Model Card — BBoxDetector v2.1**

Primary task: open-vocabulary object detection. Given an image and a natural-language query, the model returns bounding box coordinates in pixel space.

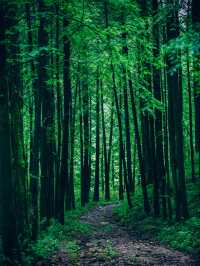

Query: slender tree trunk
[112,65,132,208]
[82,67,90,205]
[101,142,105,194]
[119,141,124,200]
[88,95,92,198]
[107,100,114,177]
[79,80,85,206]
[56,16,71,223]
[119,87,124,200]
[38,0,55,221]
[129,79,151,214]
[166,0,188,219]
[187,51,195,182]
[152,0,165,216]
[103,0,131,207]
[121,28,134,192]
[162,19,172,219]
[0,4,19,262]
[101,83,110,201]
[94,71,100,201]
[69,79,78,209]
[112,155,115,189]
[9,28,27,249]
[192,0,200,176]
[55,1,63,215]
[26,2,40,239]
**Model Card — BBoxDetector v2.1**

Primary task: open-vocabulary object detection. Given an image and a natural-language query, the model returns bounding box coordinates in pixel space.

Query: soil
[44,204,199,266]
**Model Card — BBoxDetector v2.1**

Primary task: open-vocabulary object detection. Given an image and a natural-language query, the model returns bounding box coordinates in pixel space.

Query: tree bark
[94,71,100,201]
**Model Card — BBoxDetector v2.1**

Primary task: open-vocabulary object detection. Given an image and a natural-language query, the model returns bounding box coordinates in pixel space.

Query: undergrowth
[25,198,118,265]
[113,180,200,255]
[24,202,96,265]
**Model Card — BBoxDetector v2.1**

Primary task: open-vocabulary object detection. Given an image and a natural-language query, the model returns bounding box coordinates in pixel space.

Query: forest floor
[47,204,198,266]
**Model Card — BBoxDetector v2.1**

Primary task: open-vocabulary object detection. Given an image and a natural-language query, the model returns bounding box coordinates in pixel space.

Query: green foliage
[32,233,59,258]
[64,240,80,263]
[113,181,200,254]
[94,240,119,261]
[29,205,94,263]
[101,224,114,233]
[103,240,119,259]
[64,218,92,237]
[159,217,200,253]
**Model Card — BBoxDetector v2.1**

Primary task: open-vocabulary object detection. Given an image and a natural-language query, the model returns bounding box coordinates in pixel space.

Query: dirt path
[76,204,197,266]
[47,204,198,266]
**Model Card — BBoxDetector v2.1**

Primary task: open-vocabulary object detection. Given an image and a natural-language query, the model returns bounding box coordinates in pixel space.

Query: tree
[101,82,110,201]
[93,70,100,201]
[0,3,17,262]
[0,2,27,263]
[166,0,189,219]
[192,0,200,176]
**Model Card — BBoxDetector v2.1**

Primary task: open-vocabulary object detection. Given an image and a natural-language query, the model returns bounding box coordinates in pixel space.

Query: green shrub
[29,204,94,263]
[113,181,200,255]
[32,235,59,258]
[64,240,80,263]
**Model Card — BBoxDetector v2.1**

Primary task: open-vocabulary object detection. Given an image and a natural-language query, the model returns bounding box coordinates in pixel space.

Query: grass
[25,203,96,265]
[24,197,120,265]
[113,180,200,255]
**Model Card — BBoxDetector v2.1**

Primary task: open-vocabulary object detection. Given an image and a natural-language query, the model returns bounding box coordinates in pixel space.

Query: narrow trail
[78,204,196,266]
[50,205,198,266]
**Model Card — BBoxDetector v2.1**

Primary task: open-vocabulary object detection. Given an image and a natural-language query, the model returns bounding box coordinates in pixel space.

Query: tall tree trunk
[55,1,63,215]
[112,65,133,208]
[166,0,189,219]
[79,80,85,206]
[187,51,195,182]
[26,2,40,240]
[161,16,172,219]
[121,27,134,192]
[119,85,124,200]
[82,67,90,205]
[192,0,200,176]
[107,100,114,178]
[101,84,110,201]
[69,78,78,209]
[37,0,55,222]
[88,95,92,198]
[129,79,151,214]
[103,0,131,207]
[0,3,28,263]
[94,71,100,201]
[0,3,18,262]
[152,0,165,216]
[56,16,71,223]
[9,30,27,250]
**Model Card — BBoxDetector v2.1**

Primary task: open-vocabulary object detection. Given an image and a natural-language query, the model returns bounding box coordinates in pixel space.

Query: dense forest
[1,0,200,265]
